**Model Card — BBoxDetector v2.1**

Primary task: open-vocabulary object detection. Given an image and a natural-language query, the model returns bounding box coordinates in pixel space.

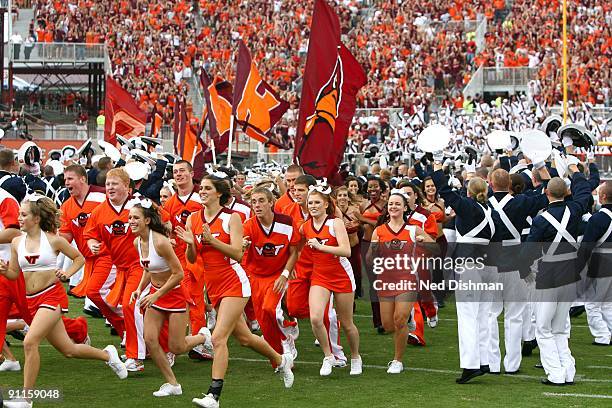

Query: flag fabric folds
[233,40,289,148]
[149,105,163,139]
[104,76,146,145]
[173,98,205,165]
[200,70,233,160]
[294,0,366,181]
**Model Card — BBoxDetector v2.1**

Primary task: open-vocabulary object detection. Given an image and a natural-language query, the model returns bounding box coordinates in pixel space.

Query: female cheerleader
[334,186,362,298]
[0,195,126,408]
[357,177,388,331]
[128,199,212,397]
[176,175,294,408]
[344,176,364,206]
[370,190,434,373]
[304,183,361,377]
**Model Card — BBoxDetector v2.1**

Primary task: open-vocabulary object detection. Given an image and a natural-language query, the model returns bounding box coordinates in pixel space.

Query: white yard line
[543,392,612,399]
[586,366,612,369]
[228,357,612,382]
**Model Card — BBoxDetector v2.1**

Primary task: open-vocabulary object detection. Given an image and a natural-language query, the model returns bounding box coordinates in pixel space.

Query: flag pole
[227,115,234,167]
[211,138,217,166]
[562,0,568,124]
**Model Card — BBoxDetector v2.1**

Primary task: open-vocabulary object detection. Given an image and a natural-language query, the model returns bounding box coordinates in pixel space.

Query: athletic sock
[208,379,224,401]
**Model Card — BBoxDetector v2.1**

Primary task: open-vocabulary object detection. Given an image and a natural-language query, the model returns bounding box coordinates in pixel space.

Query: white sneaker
[104,345,128,379]
[387,360,404,374]
[153,382,182,397]
[279,353,295,388]
[167,352,175,368]
[0,359,21,371]
[314,338,320,347]
[124,358,144,372]
[350,356,363,375]
[3,399,32,408]
[332,358,347,368]
[82,335,91,345]
[250,320,260,332]
[193,393,219,408]
[207,309,217,331]
[198,327,214,356]
[427,315,438,328]
[286,322,299,341]
[281,336,298,361]
[320,356,334,376]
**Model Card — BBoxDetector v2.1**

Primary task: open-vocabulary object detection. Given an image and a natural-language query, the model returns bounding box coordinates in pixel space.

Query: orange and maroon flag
[104,76,146,145]
[148,105,163,138]
[294,0,366,182]
[232,40,289,148]
[200,70,233,160]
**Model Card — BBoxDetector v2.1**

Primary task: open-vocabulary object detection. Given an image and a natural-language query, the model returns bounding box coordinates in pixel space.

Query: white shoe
[286,322,299,341]
[193,393,219,408]
[249,320,260,332]
[332,358,347,368]
[104,345,128,379]
[0,359,21,372]
[314,338,320,347]
[124,358,144,372]
[387,360,404,374]
[81,335,91,345]
[407,311,416,332]
[427,315,438,328]
[166,352,175,368]
[207,309,217,331]
[198,327,214,356]
[350,356,363,375]
[3,399,32,408]
[281,336,298,361]
[279,353,295,388]
[319,356,334,376]
[153,382,182,397]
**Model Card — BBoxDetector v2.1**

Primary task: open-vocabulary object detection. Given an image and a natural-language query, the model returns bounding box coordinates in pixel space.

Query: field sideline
[1,295,611,408]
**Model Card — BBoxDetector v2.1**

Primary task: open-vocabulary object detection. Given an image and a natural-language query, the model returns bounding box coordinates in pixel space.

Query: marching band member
[129,199,211,397]
[303,182,361,377]
[177,175,294,408]
[1,195,127,408]
[370,189,434,373]
[521,160,591,386]
[578,180,612,346]
[432,157,499,384]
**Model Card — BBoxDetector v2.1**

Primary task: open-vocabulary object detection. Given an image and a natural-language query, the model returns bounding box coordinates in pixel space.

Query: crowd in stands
[25,0,611,128]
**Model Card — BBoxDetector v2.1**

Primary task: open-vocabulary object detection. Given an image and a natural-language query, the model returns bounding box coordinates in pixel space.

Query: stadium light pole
[562,0,568,124]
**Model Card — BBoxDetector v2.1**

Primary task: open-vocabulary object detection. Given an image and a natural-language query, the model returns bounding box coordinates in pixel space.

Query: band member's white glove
[562,135,573,148]
[464,161,476,173]
[586,149,595,161]
[432,150,444,163]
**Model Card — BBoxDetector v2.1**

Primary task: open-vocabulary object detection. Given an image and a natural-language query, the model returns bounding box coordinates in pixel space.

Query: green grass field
[1,295,611,407]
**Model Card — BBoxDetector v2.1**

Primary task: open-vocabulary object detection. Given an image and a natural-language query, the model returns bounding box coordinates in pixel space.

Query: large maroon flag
[233,40,289,148]
[294,0,366,181]
[104,76,146,145]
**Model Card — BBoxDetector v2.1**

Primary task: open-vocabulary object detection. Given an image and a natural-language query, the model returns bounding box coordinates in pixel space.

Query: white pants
[488,270,527,372]
[584,276,612,344]
[456,265,496,369]
[534,283,577,384]
[522,279,537,341]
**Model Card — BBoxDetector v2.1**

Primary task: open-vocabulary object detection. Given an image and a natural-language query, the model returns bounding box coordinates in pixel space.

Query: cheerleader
[344,176,364,206]
[370,190,434,373]
[303,183,361,376]
[334,186,362,297]
[176,175,294,408]
[128,199,212,397]
[1,195,126,408]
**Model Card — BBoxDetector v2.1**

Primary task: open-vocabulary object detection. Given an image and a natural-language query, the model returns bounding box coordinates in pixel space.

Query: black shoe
[568,305,585,318]
[7,330,25,341]
[437,298,446,308]
[490,371,501,375]
[522,339,538,356]
[83,306,103,318]
[110,327,118,336]
[376,326,386,335]
[534,363,544,369]
[592,341,610,346]
[456,368,485,384]
[505,370,520,375]
[541,378,565,386]
[480,365,490,374]
[565,381,575,385]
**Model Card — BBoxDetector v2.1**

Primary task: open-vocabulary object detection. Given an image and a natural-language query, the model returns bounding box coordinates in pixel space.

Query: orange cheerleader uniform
[303,217,355,293]
[373,222,418,298]
[190,208,250,308]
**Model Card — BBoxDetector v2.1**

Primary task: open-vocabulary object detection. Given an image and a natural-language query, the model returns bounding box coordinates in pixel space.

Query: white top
[138,230,169,273]
[18,231,58,272]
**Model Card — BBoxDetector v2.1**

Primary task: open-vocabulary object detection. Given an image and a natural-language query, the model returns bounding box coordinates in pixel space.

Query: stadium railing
[9,42,107,64]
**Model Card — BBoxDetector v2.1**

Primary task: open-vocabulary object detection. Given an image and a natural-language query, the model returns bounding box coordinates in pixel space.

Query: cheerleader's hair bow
[163,180,175,195]
[390,188,409,200]
[138,198,153,209]
[211,171,228,179]
[308,178,332,195]
[25,194,45,203]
